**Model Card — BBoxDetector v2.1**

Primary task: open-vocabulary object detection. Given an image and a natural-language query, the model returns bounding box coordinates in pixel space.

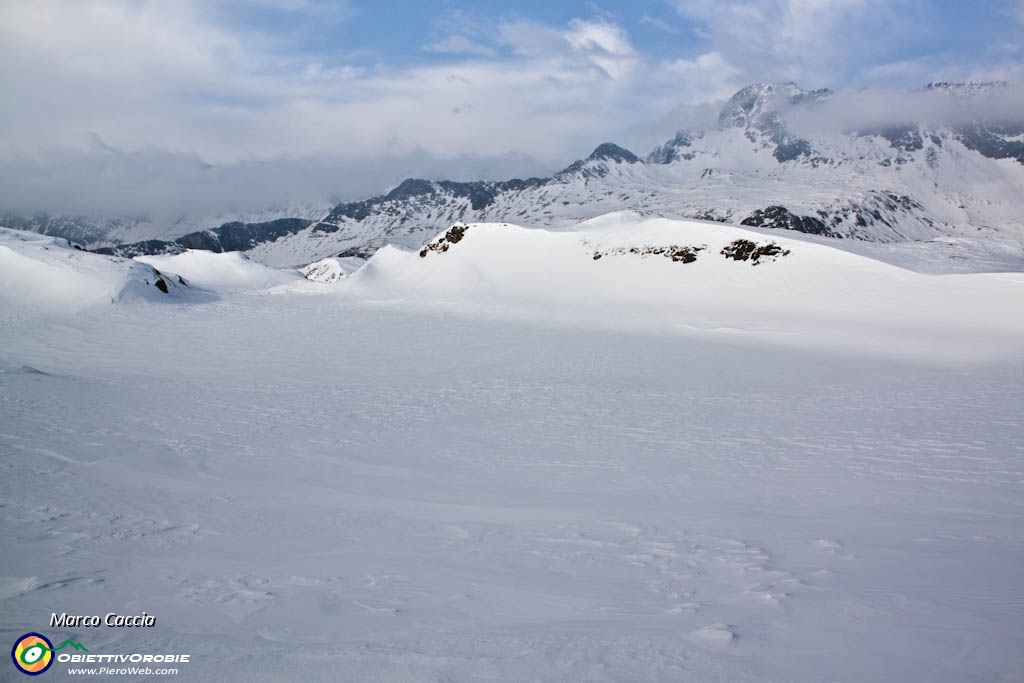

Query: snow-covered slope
[9,211,1018,364]
[0,227,187,315]
[136,250,303,291]
[350,214,1024,362]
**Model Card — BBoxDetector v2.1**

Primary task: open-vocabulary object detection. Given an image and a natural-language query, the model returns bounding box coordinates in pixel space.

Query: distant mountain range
[5,81,1023,271]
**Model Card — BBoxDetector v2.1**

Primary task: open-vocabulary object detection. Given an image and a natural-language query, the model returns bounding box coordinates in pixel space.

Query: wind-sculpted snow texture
[2,217,1024,681]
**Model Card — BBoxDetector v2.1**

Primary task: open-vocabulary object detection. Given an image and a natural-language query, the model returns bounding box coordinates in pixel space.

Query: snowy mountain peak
[646,131,701,165]
[711,82,833,164]
[587,143,641,164]
[717,82,777,129]
[556,142,642,179]
[717,82,831,130]
[384,178,437,201]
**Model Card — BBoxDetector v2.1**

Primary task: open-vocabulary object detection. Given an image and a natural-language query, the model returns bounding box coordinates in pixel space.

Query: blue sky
[267,1,1013,69]
[0,0,1021,213]
[216,0,1022,85]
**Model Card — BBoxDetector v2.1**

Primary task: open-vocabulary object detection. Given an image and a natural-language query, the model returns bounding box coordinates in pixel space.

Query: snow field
[1,217,1023,681]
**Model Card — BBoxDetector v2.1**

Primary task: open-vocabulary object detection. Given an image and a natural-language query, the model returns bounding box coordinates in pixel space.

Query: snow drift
[6,213,1022,363]
[136,249,302,291]
[351,213,1024,362]
[0,227,186,314]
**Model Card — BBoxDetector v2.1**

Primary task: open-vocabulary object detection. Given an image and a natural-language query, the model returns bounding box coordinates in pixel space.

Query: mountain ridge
[5,81,1024,271]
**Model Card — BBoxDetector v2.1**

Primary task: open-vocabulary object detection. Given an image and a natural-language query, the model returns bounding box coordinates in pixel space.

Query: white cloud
[301,62,365,81]
[564,18,634,57]
[565,18,634,80]
[217,0,351,21]
[0,2,695,215]
[18,0,1011,218]
[672,0,899,85]
[640,14,680,34]
[0,0,1017,219]
[497,20,567,57]
[862,58,933,82]
[664,52,743,99]
[496,18,640,81]
[423,35,497,58]
[781,82,1024,139]
[0,141,548,217]
[563,18,639,79]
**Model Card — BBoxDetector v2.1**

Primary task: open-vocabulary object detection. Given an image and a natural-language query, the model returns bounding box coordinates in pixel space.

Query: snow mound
[137,250,302,291]
[690,624,738,650]
[301,257,346,284]
[0,227,186,314]
[351,213,1024,361]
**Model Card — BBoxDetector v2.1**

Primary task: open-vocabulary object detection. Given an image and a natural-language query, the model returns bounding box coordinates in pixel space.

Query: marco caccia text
[51,612,156,627]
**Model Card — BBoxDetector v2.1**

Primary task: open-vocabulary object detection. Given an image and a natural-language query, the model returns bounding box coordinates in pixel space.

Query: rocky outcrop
[420,224,469,257]
[720,239,790,265]
[741,206,835,236]
[592,244,705,263]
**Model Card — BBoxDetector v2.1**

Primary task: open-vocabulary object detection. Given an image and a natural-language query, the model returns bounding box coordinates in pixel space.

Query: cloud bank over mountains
[1,0,1021,216]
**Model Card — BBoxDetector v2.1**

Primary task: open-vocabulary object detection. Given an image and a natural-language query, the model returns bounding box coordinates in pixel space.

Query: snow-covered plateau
[1,215,1023,682]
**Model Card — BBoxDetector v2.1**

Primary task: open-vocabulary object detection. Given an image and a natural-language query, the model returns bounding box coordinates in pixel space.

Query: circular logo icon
[12,633,53,676]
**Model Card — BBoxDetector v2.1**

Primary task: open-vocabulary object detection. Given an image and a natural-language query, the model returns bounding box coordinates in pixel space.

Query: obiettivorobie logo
[11,633,87,676]
[11,632,190,676]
